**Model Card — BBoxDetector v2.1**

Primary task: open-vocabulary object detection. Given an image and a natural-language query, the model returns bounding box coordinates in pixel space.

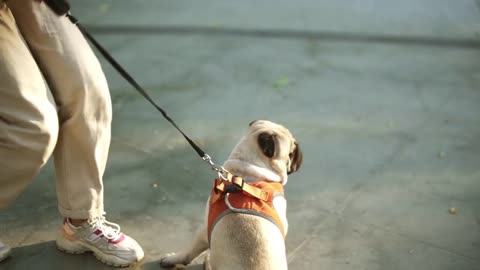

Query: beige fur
[160,120,302,270]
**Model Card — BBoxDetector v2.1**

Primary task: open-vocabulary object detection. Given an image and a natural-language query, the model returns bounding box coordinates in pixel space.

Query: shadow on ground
[1,241,113,270]
[0,241,205,270]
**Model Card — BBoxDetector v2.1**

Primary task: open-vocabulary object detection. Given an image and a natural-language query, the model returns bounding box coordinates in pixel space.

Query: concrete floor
[1,0,480,269]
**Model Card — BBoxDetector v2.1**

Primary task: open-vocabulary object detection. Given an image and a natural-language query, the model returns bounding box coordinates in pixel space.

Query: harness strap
[211,173,270,204]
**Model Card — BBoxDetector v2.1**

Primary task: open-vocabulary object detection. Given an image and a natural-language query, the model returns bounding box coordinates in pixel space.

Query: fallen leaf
[99,3,110,14]
[273,77,290,88]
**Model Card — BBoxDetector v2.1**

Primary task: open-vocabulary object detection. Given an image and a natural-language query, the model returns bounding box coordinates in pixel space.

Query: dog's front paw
[160,253,189,268]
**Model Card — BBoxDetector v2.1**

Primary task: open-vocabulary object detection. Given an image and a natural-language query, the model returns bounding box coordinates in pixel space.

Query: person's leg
[7,0,109,219]
[7,0,143,266]
[0,1,58,262]
[0,2,58,209]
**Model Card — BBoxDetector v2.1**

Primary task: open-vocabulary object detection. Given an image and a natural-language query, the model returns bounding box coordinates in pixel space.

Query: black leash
[43,0,226,173]
[69,14,207,158]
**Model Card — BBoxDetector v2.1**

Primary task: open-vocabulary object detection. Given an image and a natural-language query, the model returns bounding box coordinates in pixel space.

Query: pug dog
[160,120,303,270]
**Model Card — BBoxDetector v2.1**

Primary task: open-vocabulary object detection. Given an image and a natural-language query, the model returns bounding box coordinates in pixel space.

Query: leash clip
[202,154,228,176]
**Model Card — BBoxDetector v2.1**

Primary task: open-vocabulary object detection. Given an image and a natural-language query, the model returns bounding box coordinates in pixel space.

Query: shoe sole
[56,236,135,268]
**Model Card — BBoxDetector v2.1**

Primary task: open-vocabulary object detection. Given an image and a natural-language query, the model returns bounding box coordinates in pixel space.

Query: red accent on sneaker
[94,229,103,236]
[109,234,125,244]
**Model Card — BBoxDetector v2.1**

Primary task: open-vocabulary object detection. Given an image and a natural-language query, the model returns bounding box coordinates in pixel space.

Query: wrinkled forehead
[249,120,295,141]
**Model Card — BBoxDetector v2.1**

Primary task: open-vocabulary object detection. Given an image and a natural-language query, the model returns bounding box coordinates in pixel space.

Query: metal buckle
[224,177,244,194]
[224,182,242,193]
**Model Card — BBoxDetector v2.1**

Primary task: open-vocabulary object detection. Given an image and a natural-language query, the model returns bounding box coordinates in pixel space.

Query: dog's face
[226,120,303,184]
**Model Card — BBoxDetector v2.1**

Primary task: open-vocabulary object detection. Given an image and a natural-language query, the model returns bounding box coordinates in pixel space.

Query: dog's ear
[258,132,275,158]
[287,142,303,174]
[249,120,258,126]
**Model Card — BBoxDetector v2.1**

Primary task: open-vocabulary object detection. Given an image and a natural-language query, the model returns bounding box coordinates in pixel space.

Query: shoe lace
[88,215,122,241]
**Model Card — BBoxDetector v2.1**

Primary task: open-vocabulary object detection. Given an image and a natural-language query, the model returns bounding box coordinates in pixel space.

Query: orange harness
[207,173,286,244]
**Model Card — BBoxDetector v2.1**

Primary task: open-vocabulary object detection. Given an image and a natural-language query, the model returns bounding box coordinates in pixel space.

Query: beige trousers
[0,0,112,219]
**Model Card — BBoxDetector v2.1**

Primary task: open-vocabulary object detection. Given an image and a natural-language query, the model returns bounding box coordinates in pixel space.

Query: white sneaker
[56,216,144,267]
[0,240,11,262]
